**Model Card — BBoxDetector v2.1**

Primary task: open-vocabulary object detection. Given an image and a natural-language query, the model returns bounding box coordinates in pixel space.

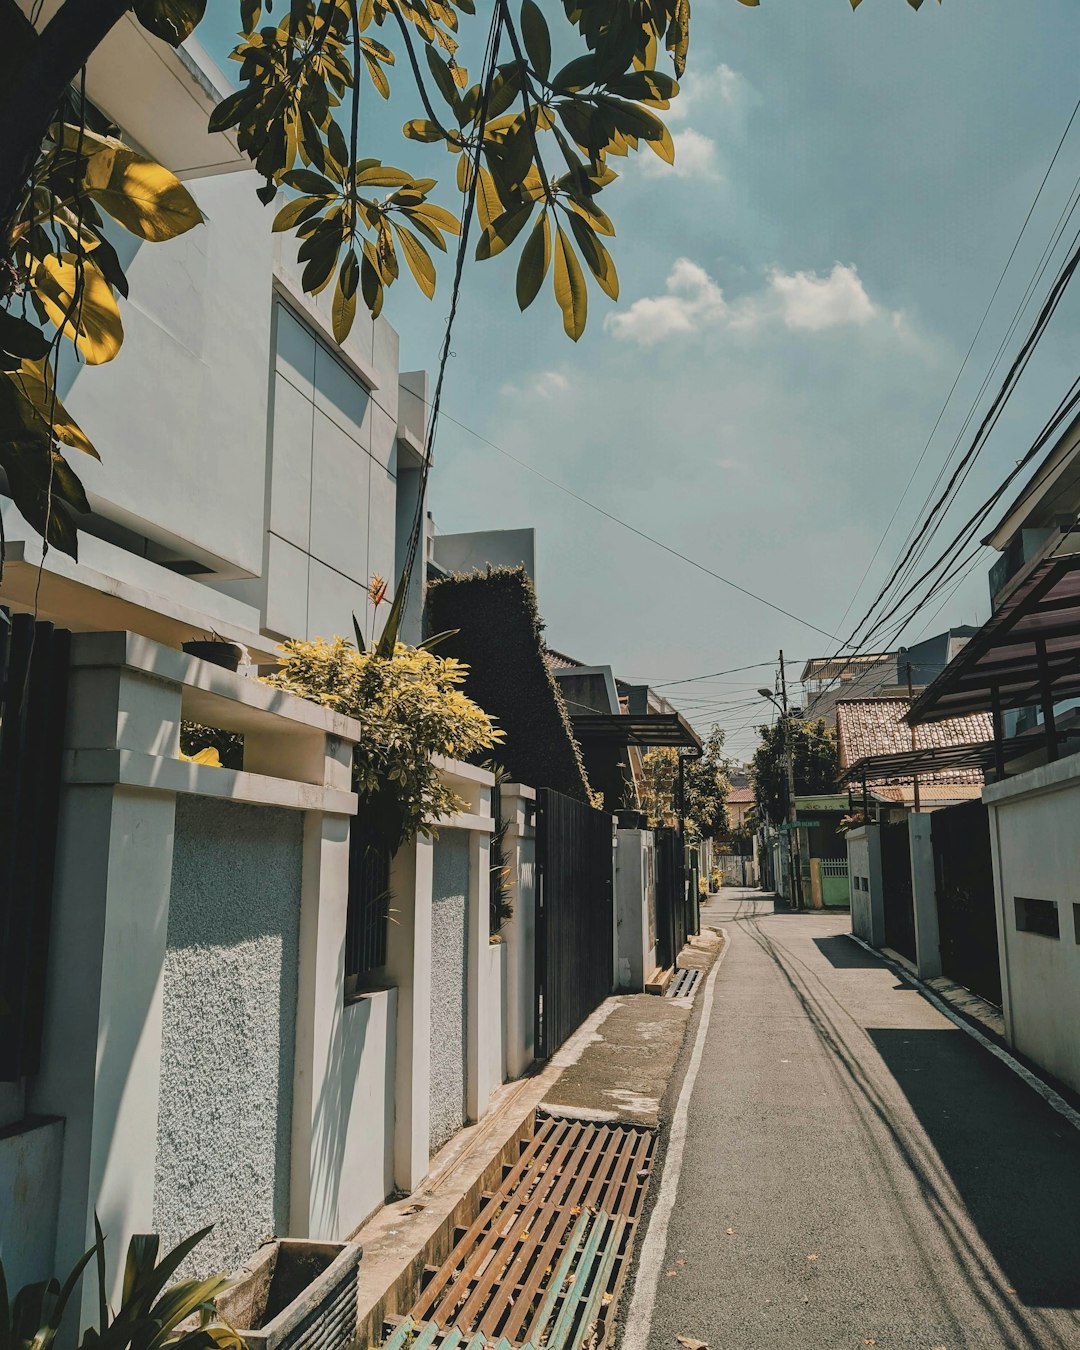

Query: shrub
[262,637,502,853]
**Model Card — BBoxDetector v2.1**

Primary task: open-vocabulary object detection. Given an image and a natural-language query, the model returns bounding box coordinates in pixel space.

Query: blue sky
[201,1,1080,756]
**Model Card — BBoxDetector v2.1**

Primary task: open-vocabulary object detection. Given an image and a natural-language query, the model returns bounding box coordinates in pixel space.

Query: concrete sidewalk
[629,888,1080,1350]
[352,926,724,1345]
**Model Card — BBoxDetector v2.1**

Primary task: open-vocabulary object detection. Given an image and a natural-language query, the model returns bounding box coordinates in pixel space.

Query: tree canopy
[0,0,941,562]
[751,716,839,827]
[640,726,731,840]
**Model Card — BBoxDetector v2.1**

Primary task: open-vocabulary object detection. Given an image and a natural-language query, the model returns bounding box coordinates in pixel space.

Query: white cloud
[768,264,879,331]
[605,257,728,345]
[639,127,722,181]
[606,259,895,345]
[667,63,750,124]
[500,368,573,399]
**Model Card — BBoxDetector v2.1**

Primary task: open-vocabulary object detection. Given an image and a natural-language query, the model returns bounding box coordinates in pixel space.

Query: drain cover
[386,1114,656,1350]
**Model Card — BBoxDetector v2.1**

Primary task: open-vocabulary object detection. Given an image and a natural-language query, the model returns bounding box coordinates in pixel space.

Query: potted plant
[182,631,248,672]
[213,1240,363,1350]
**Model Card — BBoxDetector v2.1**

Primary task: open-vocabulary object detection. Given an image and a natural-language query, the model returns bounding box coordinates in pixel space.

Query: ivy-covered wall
[426,566,592,802]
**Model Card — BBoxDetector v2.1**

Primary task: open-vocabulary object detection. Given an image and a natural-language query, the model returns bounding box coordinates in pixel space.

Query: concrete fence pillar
[31,656,180,1321]
[846,824,885,947]
[499,785,536,1080]
[908,814,942,979]
[387,835,433,1193]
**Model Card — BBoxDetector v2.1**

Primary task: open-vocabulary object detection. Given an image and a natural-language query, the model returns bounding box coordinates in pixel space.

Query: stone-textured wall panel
[154,797,303,1276]
[429,830,470,1154]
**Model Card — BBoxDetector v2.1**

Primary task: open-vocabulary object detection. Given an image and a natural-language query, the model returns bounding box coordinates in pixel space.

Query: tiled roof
[544,648,584,671]
[726,786,755,804]
[836,697,992,785]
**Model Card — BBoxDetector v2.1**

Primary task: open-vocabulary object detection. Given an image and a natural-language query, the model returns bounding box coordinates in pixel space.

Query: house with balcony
[0,20,517,1315]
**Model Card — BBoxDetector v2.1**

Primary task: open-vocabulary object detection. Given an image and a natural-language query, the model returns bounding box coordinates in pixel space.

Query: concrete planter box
[215,1240,362,1350]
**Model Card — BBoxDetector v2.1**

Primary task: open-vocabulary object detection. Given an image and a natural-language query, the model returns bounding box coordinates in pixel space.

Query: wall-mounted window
[1014,895,1060,939]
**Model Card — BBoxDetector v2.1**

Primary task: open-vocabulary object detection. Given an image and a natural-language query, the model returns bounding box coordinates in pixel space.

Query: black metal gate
[880,818,916,963]
[932,800,1002,1005]
[535,789,614,1058]
[654,827,685,973]
[0,612,70,1081]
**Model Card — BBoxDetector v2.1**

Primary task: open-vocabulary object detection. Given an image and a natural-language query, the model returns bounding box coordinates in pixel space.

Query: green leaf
[567,213,618,300]
[520,0,551,82]
[475,200,533,260]
[393,223,437,299]
[425,45,462,119]
[132,0,207,46]
[553,224,587,340]
[0,309,50,368]
[402,119,445,143]
[516,211,550,311]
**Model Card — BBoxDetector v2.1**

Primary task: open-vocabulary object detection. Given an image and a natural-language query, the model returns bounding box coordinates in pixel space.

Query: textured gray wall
[154,797,303,1277]
[429,830,470,1154]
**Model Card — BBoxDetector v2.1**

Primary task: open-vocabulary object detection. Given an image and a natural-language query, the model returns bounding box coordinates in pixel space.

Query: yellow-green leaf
[393,222,437,299]
[34,255,124,365]
[516,211,550,311]
[83,147,204,242]
[567,214,618,301]
[553,224,587,340]
[13,359,99,458]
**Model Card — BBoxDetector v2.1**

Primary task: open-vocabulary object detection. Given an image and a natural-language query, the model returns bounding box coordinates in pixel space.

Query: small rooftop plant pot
[615,809,648,830]
[183,639,243,672]
[214,1240,363,1350]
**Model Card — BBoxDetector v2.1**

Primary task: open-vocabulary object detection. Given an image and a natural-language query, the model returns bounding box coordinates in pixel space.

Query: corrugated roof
[870,784,984,805]
[836,698,992,785]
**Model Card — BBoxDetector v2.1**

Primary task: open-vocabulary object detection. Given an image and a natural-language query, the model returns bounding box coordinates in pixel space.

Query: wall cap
[983,748,1080,806]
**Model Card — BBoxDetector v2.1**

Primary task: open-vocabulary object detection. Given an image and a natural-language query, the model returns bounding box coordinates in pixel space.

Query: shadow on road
[812,934,882,968]
[868,1027,1080,1309]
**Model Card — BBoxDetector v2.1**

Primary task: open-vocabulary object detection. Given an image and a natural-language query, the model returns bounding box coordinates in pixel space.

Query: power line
[436,408,842,642]
[832,91,1080,642]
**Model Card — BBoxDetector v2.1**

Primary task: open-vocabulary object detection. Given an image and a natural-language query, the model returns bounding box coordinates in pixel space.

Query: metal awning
[838,741,996,785]
[907,551,1080,737]
[570,712,703,754]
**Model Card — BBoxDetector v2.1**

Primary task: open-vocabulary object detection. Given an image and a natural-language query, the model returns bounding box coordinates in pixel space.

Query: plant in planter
[182,633,250,673]
[0,1222,242,1350]
[261,635,502,858]
[484,760,514,937]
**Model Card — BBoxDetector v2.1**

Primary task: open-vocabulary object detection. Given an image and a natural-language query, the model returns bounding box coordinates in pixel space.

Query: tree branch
[0,0,132,230]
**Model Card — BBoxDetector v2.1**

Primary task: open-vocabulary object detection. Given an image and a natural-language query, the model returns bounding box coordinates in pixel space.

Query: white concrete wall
[846,825,885,946]
[429,830,471,1154]
[499,785,537,1080]
[984,753,1080,1095]
[0,1117,63,1292]
[615,830,657,992]
[154,797,303,1277]
[908,814,942,978]
[332,989,397,1234]
[25,634,361,1319]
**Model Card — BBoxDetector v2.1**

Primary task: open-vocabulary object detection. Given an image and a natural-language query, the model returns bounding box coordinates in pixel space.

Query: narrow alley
[624,889,1080,1350]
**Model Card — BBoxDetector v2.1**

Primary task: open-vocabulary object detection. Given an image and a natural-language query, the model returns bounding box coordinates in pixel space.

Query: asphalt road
[633,889,1080,1350]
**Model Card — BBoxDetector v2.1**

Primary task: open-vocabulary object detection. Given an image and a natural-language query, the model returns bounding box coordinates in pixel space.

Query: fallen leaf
[864,1341,877,1346]
[676,1338,708,1350]
[725,1227,736,1236]
[665,1269,677,1278]
[676,1258,686,1267]
[807,1253,818,1262]
[601,1292,613,1305]
[401,1203,425,1215]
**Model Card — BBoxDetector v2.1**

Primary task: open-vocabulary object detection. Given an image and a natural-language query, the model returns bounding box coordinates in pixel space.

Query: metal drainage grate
[385,1114,655,1350]
[666,968,702,1001]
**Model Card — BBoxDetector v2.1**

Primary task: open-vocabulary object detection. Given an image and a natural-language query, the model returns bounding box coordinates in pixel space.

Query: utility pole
[779,650,802,910]
[906,663,921,814]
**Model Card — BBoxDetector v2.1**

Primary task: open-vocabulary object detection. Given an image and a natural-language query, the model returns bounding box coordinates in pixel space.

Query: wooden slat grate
[389,1114,655,1350]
